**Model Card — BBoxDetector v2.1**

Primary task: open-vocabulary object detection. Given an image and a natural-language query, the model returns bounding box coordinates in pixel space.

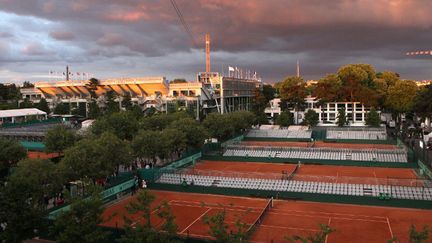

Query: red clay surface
[27,151,61,159]
[240,140,398,150]
[191,161,420,185]
[102,190,432,243]
[101,190,268,240]
[252,199,432,243]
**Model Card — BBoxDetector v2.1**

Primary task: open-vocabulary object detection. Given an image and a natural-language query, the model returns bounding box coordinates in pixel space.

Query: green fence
[202,155,417,168]
[418,160,432,179]
[47,178,135,220]
[1,117,62,128]
[149,183,432,210]
[20,141,45,151]
[323,138,397,145]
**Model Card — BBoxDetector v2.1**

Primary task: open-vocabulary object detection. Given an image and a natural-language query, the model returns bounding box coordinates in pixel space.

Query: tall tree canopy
[385,80,418,115]
[0,138,26,181]
[276,76,307,110]
[313,74,342,103]
[44,125,77,153]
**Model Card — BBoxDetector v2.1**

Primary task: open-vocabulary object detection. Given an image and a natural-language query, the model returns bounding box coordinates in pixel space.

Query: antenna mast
[205,34,211,73]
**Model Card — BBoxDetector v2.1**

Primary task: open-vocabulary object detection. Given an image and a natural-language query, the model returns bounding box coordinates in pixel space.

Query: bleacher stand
[246,129,312,139]
[326,127,387,140]
[223,145,408,163]
[156,172,432,201]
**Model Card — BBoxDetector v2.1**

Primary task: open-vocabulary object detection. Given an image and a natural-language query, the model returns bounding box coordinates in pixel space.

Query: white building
[265,96,372,125]
[0,108,47,125]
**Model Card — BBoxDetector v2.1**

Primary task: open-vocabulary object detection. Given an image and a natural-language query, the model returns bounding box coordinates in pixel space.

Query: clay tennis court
[252,199,432,243]
[241,140,398,150]
[102,190,432,242]
[191,160,420,185]
[101,190,269,240]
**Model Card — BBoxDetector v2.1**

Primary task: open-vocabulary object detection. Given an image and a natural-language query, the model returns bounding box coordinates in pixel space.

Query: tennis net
[286,163,300,180]
[247,197,273,232]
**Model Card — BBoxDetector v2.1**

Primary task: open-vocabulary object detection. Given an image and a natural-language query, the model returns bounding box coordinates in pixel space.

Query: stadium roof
[0,108,46,118]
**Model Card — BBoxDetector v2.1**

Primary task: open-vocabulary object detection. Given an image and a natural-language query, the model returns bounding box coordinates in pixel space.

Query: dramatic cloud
[50,31,75,41]
[0,0,431,83]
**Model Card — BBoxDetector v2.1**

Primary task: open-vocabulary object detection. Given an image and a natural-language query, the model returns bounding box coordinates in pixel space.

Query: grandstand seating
[156,173,432,201]
[223,145,408,163]
[326,127,387,140]
[246,129,312,139]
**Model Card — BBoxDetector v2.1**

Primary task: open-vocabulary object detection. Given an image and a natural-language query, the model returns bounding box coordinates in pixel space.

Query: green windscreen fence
[20,141,45,151]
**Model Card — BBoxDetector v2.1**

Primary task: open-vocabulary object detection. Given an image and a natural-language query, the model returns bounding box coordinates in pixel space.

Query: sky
[0,0,431,84]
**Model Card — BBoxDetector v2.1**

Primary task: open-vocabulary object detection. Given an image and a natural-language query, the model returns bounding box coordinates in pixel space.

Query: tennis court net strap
[247,197,273,232]
[286,163,300,180]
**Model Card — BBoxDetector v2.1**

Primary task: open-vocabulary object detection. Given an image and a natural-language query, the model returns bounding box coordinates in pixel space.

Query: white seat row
[156,173,432,201]
[327,130,387,140]
[246,129,312,139]
[223,148,408,163]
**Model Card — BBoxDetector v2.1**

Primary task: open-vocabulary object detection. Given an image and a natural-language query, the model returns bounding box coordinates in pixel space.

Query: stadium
[41,125,431,243]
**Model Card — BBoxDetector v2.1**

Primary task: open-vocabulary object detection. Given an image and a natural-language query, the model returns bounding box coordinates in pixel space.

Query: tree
[168,118,207,149]
[365,108,381,127]
[71,103,87,117]
[170,78,187,84]
[0,179,46,242]
[122,92,133,111]
[9,158,64,202]
[53,102,70,115]
[275,111,294,127]
[385,80,417,122]
[202,204,250,243]
[413,84,432,118]
[105,90,120,114]
[286,224,334,243]
[91,111,139,141]
[338,64,378,119]
[51,193,110,243]
[0,159,63,242]
[85,78,100,99]
[60,132,132,182]
[336,108,347,127]
[0,137,26,181]
[19,97,33,108]
[132,130,162,164]
[228,111,255,133]
[22,81,34,88]
[119,190,180,243]
[262,84,276,101]
[35,98,50,114]
[44,125,77,153]
[88,100,102,119]
[203,113,235,141]
[313,74,342,103]
[304,109,319,128]
[409,224,429,243]
[277,76,307,111]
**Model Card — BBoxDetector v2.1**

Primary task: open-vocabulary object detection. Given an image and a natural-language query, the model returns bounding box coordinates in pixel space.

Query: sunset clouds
[0,0,431,83]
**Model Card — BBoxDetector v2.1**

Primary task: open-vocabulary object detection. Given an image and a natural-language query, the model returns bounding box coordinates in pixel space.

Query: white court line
[259,224,320,231]
[373,171,379,184]
[387,217,394,239]
[325,217,332,243]
[271,208,388,220]
[267,211,386,223]
[180,207,212,234]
